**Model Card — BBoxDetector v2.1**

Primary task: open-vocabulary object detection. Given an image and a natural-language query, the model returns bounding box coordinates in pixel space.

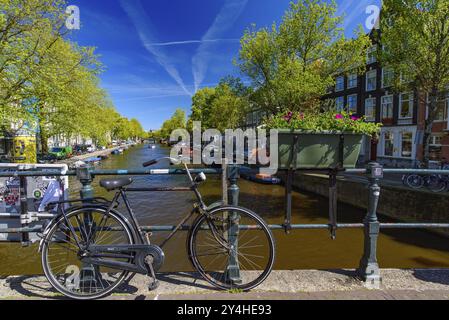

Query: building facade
[325,41,449,168]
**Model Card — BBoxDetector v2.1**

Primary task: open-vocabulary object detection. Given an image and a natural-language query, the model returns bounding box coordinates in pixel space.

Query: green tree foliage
[0,0,67,129]
[379,0,449,166]
[236,0,371,114]
[159,108,187,139]
[0,0,146,152]
[189,78,250,131]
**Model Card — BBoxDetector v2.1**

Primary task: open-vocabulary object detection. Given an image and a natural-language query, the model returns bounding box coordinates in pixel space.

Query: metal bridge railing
[1,163,449,286]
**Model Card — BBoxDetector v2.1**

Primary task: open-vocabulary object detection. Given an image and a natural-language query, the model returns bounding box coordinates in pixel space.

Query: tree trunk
[39,123,49,154]
[422,88,439,168]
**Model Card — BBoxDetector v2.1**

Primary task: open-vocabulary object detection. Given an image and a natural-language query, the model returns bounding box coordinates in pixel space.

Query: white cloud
[120,0,192,97]
[192,0,248,93]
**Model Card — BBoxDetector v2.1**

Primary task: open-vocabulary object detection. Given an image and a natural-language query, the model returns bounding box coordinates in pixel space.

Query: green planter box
[277,130,364,169]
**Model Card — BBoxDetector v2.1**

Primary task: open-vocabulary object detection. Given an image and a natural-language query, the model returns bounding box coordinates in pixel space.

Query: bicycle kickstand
[145,255,160,291]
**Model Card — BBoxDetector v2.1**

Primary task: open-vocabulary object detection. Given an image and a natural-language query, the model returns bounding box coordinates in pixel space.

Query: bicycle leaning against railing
[37,157,276,300]
[402,162,449,193]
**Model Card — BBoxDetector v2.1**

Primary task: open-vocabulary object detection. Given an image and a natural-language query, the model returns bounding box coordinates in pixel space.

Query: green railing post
[225,164,242,284]
[76,165,94,200]
[358,162,383,288]
[75,165,98,289]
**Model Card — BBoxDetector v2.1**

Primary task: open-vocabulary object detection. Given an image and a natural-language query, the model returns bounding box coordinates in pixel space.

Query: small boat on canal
[239,166,281,185]
[111,148,124,155]
[83,157,102,165]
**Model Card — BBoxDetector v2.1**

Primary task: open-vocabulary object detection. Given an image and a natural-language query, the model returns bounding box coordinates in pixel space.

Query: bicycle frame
[40,163,217,274]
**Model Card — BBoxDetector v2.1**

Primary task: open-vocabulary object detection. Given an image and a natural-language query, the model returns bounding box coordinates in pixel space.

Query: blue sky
[69,0,381,130]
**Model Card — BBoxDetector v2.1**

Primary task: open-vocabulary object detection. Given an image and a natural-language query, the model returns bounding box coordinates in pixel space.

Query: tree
[189,87,217,131]
[379,0,449,167]
[188,81,249,131]
[160,108,187,139]
[0,0,69,133]
[236,0,371,114]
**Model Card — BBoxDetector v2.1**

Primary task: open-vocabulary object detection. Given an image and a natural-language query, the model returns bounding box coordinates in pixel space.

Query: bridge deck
[1,269,448,300]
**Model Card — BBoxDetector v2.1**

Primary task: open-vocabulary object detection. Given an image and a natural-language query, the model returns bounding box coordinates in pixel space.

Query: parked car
[73,145,88,155]
[86,145,96,153]
[48,146,72,160]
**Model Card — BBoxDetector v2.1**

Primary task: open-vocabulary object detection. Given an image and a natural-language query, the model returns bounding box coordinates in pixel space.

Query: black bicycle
[38,157,275,300]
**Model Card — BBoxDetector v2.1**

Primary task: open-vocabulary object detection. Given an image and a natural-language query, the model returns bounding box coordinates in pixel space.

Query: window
[401,132,413,158]
[347,94,357,113]
[335,76,344,92]
[382,68,394,88]
[367,45,377,64]
[399,92,413,119]
[365,98,376,121]
[335,96,344,111]
[430,135,443,146]
[435,99,448,121]
[381,95,394,120]
[384,132,394,157]
[366,70,377,91]
[348,74,358,88]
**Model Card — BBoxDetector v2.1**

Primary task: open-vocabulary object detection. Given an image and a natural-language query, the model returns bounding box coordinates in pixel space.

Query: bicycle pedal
[148,280,159,291]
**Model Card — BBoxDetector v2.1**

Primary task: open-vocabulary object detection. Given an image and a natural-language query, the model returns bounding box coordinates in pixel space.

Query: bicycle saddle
[99,177,133,190]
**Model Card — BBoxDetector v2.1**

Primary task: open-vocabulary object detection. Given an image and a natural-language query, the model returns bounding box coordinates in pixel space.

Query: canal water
[1,143,449,276]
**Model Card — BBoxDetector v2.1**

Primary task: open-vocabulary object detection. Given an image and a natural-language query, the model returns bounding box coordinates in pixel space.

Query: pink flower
[284,112,293,122]
[335,114,343,120]
[351,116,360,121]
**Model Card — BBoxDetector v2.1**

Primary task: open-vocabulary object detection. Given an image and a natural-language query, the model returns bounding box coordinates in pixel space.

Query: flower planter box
[277,130,364,170]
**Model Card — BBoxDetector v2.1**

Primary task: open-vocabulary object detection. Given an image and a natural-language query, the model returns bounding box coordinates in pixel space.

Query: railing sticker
[150,169,170,174]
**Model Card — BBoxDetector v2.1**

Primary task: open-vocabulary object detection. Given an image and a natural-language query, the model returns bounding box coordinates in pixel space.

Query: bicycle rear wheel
[188,206,275,291]
[41,207,134,300]
[406,174,424,189]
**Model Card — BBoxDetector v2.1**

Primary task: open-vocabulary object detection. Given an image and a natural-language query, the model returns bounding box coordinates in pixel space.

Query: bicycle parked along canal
[402,161,449,193]
[38,157,276,300]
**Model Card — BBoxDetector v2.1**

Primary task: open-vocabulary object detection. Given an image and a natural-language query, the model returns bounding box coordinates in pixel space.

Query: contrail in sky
[192,0,248,93]
[148,38,240,47]
[120,0,192,96]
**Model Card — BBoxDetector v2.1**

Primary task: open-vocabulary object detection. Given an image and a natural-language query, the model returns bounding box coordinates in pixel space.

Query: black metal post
[284,169,294,234]
[226,164,242,283]
[358,162,383,287]
[328,169,338,240]
[19,176,29,245]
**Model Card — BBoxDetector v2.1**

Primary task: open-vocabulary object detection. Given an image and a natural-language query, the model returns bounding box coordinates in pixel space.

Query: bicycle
[403,172,448,192]
[38,157,276,300]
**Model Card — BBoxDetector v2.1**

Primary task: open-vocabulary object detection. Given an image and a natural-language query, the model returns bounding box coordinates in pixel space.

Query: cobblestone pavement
[1,269,448,300]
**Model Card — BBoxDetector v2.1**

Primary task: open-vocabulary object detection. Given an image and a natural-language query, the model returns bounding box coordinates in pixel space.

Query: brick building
[324,42,449,168]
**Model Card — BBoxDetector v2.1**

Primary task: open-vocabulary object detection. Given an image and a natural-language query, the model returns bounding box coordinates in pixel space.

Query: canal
[1,143,449,276]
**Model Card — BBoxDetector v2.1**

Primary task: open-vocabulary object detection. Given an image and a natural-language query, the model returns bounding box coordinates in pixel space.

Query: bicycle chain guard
[141,244,165,272]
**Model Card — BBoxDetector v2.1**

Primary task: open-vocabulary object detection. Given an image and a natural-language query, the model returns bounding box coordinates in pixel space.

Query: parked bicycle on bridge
[38,156,276,300]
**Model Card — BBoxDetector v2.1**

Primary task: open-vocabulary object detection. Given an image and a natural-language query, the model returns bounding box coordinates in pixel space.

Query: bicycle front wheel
[188,206,275,291]
[427,175,447,193]
[41,207,135,300]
